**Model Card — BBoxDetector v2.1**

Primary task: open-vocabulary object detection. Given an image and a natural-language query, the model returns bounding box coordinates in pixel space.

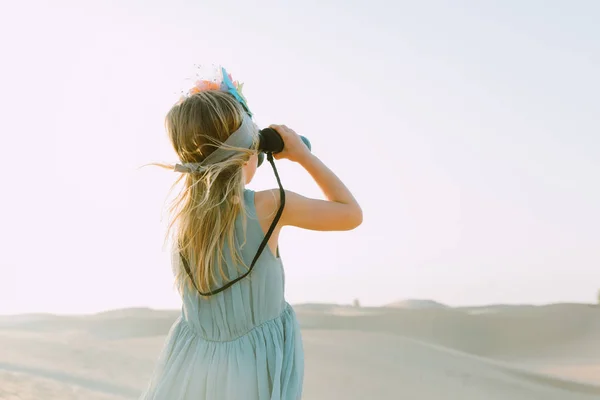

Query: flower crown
[178,66,252,117]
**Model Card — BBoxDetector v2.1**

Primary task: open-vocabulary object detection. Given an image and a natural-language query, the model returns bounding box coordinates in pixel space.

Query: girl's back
[179,189,289,341]
[142,188,303,399]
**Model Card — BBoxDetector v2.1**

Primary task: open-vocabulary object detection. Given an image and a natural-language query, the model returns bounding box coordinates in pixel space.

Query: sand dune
[0,302,599,399]
[385,299,449,309]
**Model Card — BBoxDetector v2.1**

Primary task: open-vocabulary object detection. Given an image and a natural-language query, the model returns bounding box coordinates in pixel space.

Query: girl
[140,69,362,400]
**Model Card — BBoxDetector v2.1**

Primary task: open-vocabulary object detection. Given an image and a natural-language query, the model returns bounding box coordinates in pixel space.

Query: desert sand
[1,301,599,400]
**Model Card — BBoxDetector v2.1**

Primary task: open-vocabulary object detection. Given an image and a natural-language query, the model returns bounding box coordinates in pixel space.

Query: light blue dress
[140,189,304,400]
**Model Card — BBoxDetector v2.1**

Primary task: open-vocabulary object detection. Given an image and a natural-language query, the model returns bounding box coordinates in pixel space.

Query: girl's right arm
[264,124,363,232]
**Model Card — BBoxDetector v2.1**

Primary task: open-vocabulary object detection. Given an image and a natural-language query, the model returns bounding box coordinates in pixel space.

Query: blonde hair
[158,91,258,295]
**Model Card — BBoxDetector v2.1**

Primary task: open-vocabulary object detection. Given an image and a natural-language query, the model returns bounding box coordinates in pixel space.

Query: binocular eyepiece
[256,128,311,167]
[258,128,311,154]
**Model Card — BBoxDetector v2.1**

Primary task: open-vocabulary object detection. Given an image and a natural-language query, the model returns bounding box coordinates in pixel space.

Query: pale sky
[0,0,598,314]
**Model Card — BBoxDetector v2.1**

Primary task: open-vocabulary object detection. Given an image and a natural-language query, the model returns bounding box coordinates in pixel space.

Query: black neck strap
[179,152,285,297]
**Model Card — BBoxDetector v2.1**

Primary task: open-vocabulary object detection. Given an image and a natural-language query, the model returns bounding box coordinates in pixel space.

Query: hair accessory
[178,66,252,116]
[174,113,256,173]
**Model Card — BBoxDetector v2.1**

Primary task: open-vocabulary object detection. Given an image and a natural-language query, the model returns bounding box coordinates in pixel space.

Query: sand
[0,302,599,399]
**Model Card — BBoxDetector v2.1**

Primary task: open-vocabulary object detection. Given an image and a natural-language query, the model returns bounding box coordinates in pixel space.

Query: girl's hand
[269,124,311,163]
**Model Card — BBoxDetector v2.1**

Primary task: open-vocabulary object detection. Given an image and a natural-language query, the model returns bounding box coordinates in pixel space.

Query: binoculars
[256,128,311,167]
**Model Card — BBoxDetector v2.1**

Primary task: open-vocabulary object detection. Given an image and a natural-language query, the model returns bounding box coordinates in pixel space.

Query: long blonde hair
[160,91,258,294]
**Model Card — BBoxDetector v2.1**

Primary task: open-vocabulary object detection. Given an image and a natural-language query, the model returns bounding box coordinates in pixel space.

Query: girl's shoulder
[250,189,279,220]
